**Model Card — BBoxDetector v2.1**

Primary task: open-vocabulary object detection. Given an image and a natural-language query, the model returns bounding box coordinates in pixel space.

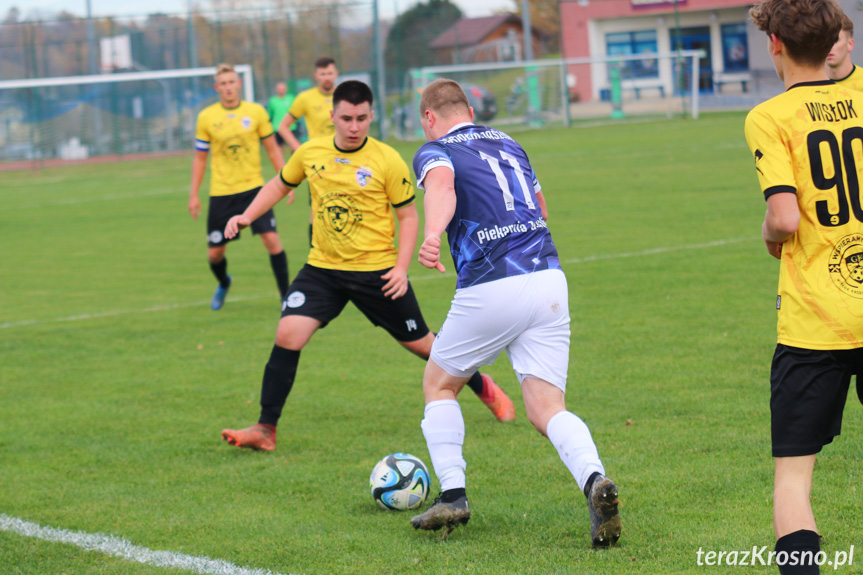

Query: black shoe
[410,494,471,534]
[587,475,621,547]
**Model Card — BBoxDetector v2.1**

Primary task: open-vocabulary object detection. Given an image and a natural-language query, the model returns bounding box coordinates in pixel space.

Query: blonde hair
[214,63,235,79]
[419,78,471,118]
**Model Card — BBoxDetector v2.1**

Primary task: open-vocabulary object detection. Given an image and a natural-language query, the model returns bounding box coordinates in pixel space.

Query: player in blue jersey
[408,79,621,547]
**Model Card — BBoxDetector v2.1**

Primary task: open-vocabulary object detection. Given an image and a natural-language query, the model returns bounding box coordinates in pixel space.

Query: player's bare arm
[188,149,208,219]
[225,176,295,239]
[278,113,302,151]
[762,191,800,259]
[418,166,457,273]
[535,190,549,220]
[382,203,419,300]
[261,134,285,172]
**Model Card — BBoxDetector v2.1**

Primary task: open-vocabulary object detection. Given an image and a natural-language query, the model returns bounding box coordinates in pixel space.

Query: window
[606,30,659,79]
[721,23,749,72]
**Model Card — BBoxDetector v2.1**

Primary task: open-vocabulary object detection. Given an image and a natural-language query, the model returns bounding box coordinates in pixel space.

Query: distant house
[429,14,545,65]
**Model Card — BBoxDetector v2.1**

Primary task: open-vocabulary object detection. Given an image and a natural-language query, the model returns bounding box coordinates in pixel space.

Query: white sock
[421,399,466,491]
[546,410,605,492]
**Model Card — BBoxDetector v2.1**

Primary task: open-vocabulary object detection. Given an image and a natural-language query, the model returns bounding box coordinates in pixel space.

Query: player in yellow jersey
[189,63,292,310]
[826,14,863,91]
[746,1,863,572]
[277,56,338,151]
[219,81,516,452]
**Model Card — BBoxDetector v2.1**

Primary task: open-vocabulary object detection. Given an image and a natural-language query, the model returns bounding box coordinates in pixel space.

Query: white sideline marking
[0,237,754,331]
[0,514,294,575]
[12,187,181,209]
[0,294,271,330]
[564,236,753,264]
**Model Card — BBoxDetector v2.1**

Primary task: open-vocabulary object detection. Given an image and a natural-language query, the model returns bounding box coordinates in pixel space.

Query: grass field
[2,112,861,575]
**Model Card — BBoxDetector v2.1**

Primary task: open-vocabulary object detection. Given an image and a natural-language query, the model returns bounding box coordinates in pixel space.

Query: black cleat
[410,494,471,535]
[588,475,621,548]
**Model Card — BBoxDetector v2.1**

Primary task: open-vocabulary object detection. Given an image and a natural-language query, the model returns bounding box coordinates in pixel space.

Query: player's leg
[410,359,472,533]
[206,195,235,310]
[350,269,515,421]
[247,194,289,299]
[768,345,856,573]
[508,268,620,547]
[221,265,347,451]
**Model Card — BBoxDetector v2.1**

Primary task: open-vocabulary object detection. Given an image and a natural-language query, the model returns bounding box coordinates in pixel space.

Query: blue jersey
[413,124,560,289]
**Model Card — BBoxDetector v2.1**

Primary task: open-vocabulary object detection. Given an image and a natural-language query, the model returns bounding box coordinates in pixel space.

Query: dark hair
[843,13,854,36]
[314,56,336,69]
[750,0,843,67]
[333,80,374,108]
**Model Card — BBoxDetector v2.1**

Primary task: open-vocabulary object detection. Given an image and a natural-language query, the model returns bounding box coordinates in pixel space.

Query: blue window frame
[606,30,659,78]
[721,23,749,72]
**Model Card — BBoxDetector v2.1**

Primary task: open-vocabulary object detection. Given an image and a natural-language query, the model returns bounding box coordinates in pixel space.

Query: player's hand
[381,267,409,300]
[285,189,295,205]
[418,236,446,273]
[762,220,783,259]
[765,239,783,259]
[225,215,251,239]
[188,196,201,220]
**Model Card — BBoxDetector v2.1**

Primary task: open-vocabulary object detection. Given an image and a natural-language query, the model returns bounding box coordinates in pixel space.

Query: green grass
[2,112,861,575]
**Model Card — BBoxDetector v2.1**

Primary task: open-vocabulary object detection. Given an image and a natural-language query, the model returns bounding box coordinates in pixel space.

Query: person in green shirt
[267,81,297,147]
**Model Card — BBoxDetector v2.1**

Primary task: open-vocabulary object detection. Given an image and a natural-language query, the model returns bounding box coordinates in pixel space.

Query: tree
[511,0,559,52]
[385,0,462,80]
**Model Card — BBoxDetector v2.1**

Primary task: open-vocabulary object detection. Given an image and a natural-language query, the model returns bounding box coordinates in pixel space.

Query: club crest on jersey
[317,191,363,243]
[829,233,863,298]
[356,166,373,187]
[242,116,252,130]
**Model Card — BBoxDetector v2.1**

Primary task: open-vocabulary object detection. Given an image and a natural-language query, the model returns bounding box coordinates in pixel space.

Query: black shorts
[770,344,863,457]
[281,264,430,342]
[207,187,277,247]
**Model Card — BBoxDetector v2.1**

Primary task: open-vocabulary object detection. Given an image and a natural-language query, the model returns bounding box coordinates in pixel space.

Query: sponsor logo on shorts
[829,233,863,298]
[356,166,373,187]
[209,230,224,244]
[270,217,276,228]
[286,291,306,308]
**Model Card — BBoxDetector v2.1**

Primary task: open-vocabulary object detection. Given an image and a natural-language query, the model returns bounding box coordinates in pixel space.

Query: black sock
[775,530,820,575]
[440,488,466,503]
[465,372,484,395]
[258,346,301,426]
[583,471,602,498]
[269,250,289,298]
[210,258,230,288]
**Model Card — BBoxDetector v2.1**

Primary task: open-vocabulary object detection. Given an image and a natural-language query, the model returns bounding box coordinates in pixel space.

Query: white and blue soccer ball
[369,453,431,511]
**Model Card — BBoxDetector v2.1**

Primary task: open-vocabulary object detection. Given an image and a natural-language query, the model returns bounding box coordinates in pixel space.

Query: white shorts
[430,268,571,391]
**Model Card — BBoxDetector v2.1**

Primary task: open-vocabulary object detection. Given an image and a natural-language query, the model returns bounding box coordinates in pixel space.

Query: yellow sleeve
[257,104,274,139]
[288,92,306,120]
[194,110,210,151]
[744,108,797,198]
[385,149,415,208]
[279,144,306,187]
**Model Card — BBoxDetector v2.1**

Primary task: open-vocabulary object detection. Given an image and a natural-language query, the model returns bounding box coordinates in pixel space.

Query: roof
[429,14,522,50]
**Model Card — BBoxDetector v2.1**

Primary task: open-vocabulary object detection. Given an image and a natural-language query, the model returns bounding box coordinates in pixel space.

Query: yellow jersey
[279,136,415,271]
[745,80,863,350]
[195,100,273,197]
[836,65,863,93]
[288,88,334,140]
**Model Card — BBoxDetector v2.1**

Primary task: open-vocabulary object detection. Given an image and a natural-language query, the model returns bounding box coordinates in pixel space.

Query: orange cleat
[221,423,276,451]
[478,374,516,422]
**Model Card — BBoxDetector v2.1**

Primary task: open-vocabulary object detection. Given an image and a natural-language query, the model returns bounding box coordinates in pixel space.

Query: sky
[0,0,514,21]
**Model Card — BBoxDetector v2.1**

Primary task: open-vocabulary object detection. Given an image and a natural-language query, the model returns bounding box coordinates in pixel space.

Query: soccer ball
[369,453,431,511]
